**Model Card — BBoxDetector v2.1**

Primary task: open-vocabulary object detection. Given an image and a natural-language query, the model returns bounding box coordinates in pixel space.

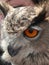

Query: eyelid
[31,26,42,31]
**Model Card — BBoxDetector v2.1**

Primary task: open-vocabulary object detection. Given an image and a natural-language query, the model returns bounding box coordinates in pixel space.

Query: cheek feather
[1,50,11,62]
[1,39,9,51]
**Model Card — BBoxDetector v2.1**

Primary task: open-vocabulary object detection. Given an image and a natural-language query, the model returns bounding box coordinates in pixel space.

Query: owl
[0,0,49,65]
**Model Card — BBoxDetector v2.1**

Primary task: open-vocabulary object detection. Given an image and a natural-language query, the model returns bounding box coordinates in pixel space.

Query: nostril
[0,48,4,56]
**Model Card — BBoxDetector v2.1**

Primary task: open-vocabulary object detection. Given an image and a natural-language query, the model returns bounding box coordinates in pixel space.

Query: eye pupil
[29,28,33,33]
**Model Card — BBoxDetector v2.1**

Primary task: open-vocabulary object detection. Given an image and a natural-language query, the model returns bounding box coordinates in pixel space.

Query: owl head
[0,0,49,65]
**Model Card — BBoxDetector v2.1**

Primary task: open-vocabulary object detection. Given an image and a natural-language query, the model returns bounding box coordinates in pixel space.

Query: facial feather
[0,0,49,65]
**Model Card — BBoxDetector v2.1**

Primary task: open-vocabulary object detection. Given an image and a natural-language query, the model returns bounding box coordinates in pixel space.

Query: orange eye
[24,29,39,38]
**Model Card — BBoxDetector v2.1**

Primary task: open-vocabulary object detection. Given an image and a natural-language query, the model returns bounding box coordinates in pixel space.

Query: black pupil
[28,26,34,33]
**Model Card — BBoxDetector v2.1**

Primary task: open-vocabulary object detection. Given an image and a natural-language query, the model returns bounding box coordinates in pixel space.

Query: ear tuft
[0,2,14,16]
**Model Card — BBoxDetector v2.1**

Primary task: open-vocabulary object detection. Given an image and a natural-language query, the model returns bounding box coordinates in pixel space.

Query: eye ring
[23,26,43,41]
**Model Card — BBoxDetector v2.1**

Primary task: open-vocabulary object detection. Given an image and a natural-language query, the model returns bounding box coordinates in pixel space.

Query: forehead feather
[3,5,44,33]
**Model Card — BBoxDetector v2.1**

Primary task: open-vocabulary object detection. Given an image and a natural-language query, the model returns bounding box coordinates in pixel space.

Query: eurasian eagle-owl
[0,0,49,65]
